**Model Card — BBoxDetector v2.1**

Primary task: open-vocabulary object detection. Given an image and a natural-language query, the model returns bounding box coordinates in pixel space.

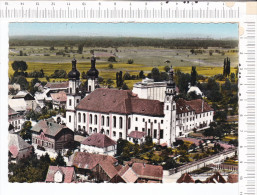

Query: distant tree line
[10,37,238,49]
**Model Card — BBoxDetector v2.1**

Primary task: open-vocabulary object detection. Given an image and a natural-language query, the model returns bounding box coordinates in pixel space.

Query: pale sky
[9,23,238,39]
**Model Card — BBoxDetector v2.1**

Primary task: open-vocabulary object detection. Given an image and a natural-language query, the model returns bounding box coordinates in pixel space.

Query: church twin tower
[66,57,99,130]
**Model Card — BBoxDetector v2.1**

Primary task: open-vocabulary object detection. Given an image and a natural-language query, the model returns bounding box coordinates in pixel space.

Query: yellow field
[8,61,237,89]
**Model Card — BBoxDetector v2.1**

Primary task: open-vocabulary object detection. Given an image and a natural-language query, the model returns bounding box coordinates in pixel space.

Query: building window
[161,120,163,124]
[128,117,131,129]
[78,125,81,130]
[69,116,71,123]
[119,117,123,129]
[154,130,157,139]
[119,132,122,138]
[187,118,188,122]
[90,127,92,133]
[154,120,157,123]
[173,105,175,110]
[107,116,109,127]
[77,99,79,103]
[142,128,145,132]
[166,105,169,110]
[106,130,109,135]
[142,118,145,122]
[83,126,85,131]
[90,114,92,124]
[135,117,138,121]
[113,131,116,137]
[69,99,72,106]
[148,119,151,123]
[78,113,81,123]
[101,116,105,126]
[135,127,138,131]
[113,116,116,128]
[83,113,86,123]
[160,130,163,139]
[148,129,151,136]
[94,115,97,125]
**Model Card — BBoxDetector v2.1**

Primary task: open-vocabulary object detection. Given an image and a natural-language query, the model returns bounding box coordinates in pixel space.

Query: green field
[9,46,238,89]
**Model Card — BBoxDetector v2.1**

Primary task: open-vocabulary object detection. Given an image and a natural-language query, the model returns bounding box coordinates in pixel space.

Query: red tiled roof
[128,131,145,139]
[98,159,118,179]
[185,99,214,114]
[176,99,194,114]
[205,172,226,183]
[117,165,138,183]
[50,91,67,102]
[76,88,164,116]
[177,173,195,183]
[131,163,163,181]
[227,174,238,183]
[45,166,75,183]
[81,133,116,148]
[8,134,32,158]
[69,152,117,170]
[44,81,69,89]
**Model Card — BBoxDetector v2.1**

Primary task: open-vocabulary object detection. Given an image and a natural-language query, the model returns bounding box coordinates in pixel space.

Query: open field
[9,46,238,89]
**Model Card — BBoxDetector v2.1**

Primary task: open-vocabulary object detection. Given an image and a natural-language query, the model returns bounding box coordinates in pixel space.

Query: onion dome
[68,58,80,80]
[87,56,99,78]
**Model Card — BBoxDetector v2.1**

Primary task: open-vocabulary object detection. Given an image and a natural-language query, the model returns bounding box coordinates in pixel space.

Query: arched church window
[102,116,105,126]
[90,114,92,124]
[78,113,81,123]
[107,116,109,127]
[113,116,116,128]
[119,117,123,129]
[94,115,97,125]
[83,113,86,123]
[128,117,131,129]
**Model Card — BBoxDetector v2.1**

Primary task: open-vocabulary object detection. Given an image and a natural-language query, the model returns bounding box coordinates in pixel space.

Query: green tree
[108,56,117,62]
[81,71,87,79]
[121,83,129,90]
[54,151,66,166]
[164,65,170,72]
[127,59,134,64]
[139,70,145,79]
[190,66,197,86]
[108,64,114,69]
[19,121,32,142]
[106,79,114,88]
[77,44,84,54]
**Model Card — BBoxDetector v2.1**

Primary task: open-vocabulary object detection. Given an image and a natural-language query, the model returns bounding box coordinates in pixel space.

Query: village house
[11,91,37,110]
[68,151,118,180]
[176,173,195,183]
[50,91,67,109]
[110,162,163,183]
[31,118,74,152]
[8,134,33,163]
[8,106,25,133]
[45,166,76,183]
[80,133,117,156]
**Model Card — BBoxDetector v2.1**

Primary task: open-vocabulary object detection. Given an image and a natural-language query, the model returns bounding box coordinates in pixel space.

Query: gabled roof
[69,152,117,170]
[98,159,118,179]
[227,174,238,183]
[176,99,194,114]
[8,105,18,116]
[117,165,138,183]
[205,172,226,183]
[45,166,75,183]
[8,99,27,112]
[50,91,67,102]
[77,88,164,116]
[31,118,71,137]
[186,99,214,114]
[8,134,32,158]
[128,131,145,139]
[131,163,163,181]
[177,173,195,183]
[44,81,69,89]
[81,133,116,148]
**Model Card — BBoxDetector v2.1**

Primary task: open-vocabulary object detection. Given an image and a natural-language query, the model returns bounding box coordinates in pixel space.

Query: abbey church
[66,57,214,147]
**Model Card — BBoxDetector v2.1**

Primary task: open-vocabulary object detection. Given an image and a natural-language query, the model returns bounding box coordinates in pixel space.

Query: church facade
[66,58,214,147]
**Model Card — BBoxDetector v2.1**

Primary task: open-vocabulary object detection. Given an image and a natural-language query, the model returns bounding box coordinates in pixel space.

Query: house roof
[81,133,116,148]
[205,172,226,183]
[98,159,118,179]
[44,81,69,89]
[117,165,138,183]
[128,131,145,139]
[186,99,214,114]
[45,166,75,183]
[176,99,194,114]
[227,174,238,183]
[76,88,164,116]
[68,152,117,170]
[131,163,163,181]
[187,86,203,96]
[177,173,195,183]
[8,99,27,112]
[50,91,67,102]
[31,118,70,137]
[8,134,32,158]
[8,105,18,116]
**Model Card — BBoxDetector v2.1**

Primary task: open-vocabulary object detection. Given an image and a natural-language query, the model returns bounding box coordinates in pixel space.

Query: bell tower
[87,56,99,93]
[66,58,81,131]
[163,66,176,146]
